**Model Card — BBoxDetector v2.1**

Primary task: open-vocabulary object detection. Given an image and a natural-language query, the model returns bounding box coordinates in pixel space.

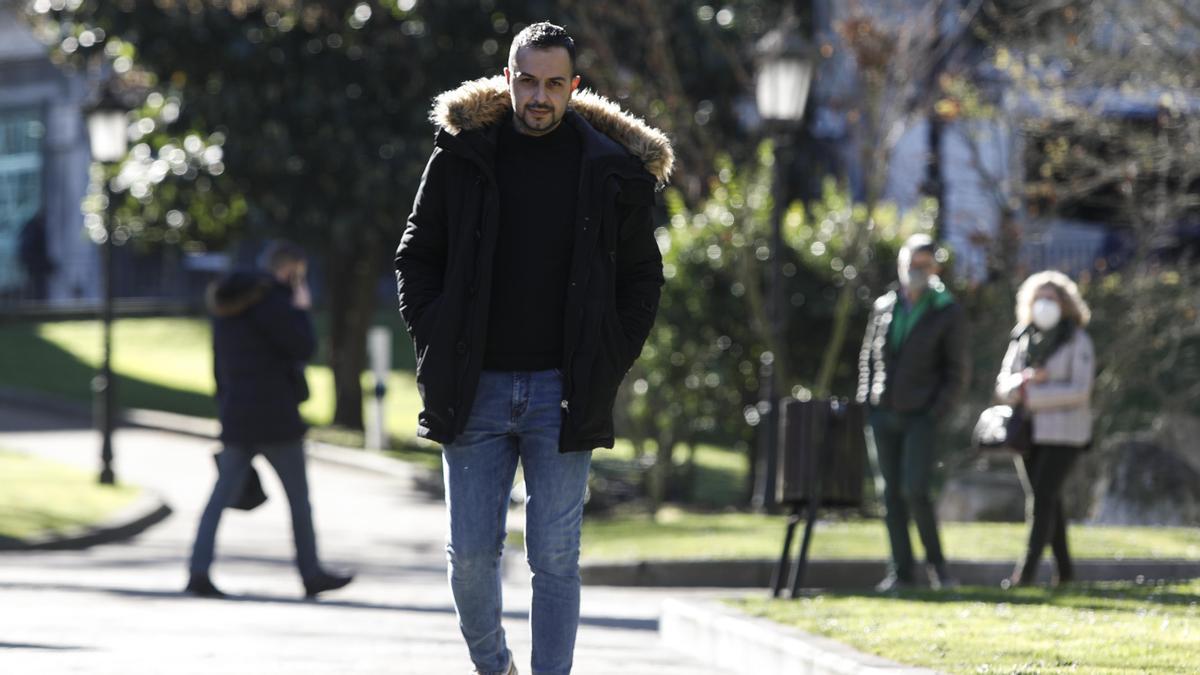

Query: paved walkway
[0,404,729,674]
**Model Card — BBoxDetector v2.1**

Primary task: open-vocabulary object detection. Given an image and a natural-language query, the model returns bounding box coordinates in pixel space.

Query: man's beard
[518,104,561,134]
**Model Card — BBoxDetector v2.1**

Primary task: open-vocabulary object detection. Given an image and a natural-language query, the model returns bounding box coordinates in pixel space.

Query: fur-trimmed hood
[207,271,274,318]
[430,75,674,187]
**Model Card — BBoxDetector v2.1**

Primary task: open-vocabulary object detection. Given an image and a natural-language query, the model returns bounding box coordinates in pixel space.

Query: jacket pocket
[574,309,630,441]
[412,296,443,349]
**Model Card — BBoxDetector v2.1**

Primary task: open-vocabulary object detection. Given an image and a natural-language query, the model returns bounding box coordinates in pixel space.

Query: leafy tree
[27,0,552,429]
[970,0,1200,439]
[624,143,923,506]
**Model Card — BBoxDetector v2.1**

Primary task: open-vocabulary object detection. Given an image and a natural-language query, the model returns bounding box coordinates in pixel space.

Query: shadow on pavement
[0,580,660,631]
[18,552,445,578]
[0,400,93,432]
[0,641,92,651]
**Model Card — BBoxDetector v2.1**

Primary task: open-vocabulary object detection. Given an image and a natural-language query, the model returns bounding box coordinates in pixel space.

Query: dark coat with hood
[857,279,969,418]
[207,271,316,445]
[395,76,675,452]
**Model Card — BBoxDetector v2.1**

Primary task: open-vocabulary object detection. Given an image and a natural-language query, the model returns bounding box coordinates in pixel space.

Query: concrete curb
[0,385,430,479]
[8,388,1199,590]
[585,558,1200,589]
[306,441,421,480]
[660,598,936,675]
[0,490,173,552]
[0,385,223,439]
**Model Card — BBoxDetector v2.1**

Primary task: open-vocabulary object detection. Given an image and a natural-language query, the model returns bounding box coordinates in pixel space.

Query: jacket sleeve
[856,306,878,405]
[1025,331,1095,412]
[613,179,664,362]
[994,338,1025,405]
[932,304,969,417]
[395,148,450,337]
[251,293,318,363]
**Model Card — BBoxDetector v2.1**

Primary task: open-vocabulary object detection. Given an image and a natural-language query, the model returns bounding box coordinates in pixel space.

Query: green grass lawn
[0,316,426,439]
[733,581,1200,674]
[0,450,140,541]
[579,509,1200,562]
[0,318,755,492]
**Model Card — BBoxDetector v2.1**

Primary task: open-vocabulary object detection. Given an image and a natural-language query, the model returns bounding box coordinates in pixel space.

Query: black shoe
[875,572,914,592]
[303,571,354,599]
[185,573,226,598]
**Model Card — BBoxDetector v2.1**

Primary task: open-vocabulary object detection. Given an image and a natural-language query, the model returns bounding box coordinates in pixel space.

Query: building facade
[0,7,98,306]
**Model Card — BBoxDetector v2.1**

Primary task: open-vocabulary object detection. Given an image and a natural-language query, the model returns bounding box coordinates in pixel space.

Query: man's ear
[504,66,512,85]
[570,75,581,93]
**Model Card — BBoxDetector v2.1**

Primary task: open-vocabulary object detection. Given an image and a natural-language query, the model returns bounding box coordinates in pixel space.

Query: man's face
[898,250,939,290]
[273,260,307,286]
[505,46,580,136]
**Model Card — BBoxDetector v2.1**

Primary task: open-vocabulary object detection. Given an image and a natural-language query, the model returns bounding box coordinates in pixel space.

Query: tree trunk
[648,431,676,512]
[327,231,384,431]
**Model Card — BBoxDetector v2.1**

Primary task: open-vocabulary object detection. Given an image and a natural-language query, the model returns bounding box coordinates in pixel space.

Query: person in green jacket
[858,234,969,591]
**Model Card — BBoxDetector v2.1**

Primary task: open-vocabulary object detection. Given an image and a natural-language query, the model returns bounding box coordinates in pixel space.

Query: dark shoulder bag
[973,333,1033,455]
[972,404,1031,455]
[212,451,269,511]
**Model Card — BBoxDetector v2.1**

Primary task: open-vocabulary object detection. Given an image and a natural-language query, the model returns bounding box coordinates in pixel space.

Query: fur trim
[429,75,675,186]
[207,273,272,318]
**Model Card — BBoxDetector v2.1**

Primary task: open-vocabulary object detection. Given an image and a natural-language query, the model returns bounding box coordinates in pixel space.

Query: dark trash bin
[776,398,866,507]
[771,397,867,597]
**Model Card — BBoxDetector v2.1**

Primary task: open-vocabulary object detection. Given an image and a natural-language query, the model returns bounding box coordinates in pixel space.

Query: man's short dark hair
[508,21,576,72]
[260,239,306,273]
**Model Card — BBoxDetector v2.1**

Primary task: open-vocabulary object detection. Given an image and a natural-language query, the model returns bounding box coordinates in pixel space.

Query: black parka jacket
[395,76,674,452]
[208,271,316,444]
[857,282,969,418]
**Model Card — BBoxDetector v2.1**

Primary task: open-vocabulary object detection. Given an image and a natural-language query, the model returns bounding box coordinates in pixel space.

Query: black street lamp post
[85,81,129,485]
[753,16,814,509]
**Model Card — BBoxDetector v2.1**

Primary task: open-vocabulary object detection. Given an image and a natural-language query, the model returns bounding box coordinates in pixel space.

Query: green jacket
[857,282,969,417]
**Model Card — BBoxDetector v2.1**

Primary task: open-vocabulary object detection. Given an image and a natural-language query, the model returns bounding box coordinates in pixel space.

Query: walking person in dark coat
[995,271,1095,587]
[395,22,671,675]
[858,234,969,591]
[186,241,353,599]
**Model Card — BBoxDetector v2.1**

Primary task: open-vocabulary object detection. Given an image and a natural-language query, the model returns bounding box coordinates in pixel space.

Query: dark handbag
[972,404,1032,455]
[213,452,269,511]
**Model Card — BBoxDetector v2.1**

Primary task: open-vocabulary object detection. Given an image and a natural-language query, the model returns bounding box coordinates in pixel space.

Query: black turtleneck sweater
[483,114,583,372]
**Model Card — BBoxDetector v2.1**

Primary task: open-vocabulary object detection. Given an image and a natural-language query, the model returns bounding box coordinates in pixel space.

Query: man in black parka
[186,241,352,600]
[395,23,672,675]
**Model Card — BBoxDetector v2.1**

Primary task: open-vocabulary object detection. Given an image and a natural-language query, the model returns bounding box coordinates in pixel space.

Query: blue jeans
[443,370,592,675]
[189,440,320,581]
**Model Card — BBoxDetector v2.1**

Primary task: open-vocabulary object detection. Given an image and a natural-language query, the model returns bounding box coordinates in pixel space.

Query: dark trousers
[189,441,320,580]
[1015,443,1082,583]
[869,408,946,581]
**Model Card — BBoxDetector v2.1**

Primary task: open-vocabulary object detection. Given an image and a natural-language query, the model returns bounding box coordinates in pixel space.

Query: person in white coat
[995,271,1095,586]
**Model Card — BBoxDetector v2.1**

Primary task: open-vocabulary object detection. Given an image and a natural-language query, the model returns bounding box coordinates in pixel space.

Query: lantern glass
[87,109,128,163]
[756,57,813,123]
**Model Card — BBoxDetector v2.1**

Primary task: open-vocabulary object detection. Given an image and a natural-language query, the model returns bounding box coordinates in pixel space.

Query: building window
[0,107,45,291]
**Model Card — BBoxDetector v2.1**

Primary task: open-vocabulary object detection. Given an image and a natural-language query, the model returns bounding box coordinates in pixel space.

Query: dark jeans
[1015,443,1082,583]
[869,408,946,581]
[189,440,320,581]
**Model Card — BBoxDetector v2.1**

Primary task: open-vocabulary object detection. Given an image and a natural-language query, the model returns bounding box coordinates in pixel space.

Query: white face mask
[1032,298,1062,330]
[904,268,930,293]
